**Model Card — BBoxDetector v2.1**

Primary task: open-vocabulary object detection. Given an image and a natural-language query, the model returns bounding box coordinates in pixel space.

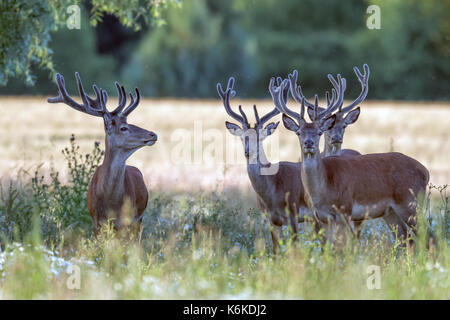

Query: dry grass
[0,97,448,190]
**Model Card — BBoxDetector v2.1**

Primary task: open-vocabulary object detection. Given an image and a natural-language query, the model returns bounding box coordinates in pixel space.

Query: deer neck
[100,140,129,201]
[301,150,327,202]
[247,140,272,189]
[247,140,270,168]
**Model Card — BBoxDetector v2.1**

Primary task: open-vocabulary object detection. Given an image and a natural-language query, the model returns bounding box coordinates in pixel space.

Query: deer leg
[334,219,352,248]
[320,215,348,248]
[383,207,409,243]
[390,203,417,246]
[352,220,362,239]
[270,223,282,255]
[393,202,418,232]
[288,205,299,243]
[323,221,336,245]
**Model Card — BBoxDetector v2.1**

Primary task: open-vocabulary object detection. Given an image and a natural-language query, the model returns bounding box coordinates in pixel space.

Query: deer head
[304,65,369,154]
[218,77,288,161]
[270,77,339,160]
[48,73,157,158]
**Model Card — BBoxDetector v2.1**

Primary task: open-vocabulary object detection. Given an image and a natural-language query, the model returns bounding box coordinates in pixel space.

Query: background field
[1,97,449,190]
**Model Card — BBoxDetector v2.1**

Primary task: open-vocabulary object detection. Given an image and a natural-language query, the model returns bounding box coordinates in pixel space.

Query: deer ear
[225,121,243,136]
[282,114,299,132]
[263,121,279,137]
[344,107,360,125]
[319,114,336,133]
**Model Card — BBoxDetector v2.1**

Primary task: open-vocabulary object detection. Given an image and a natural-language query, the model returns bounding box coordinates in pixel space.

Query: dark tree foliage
[0,0,176,86]
[0,0,448,100]
[122,0,256,98]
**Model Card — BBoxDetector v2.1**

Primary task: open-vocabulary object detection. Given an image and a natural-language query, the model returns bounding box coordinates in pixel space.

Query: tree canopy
[1,0,448,100]
[0,0,177,86]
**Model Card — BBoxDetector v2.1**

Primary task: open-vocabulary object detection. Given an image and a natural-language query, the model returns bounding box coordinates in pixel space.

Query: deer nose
[148,132,158,141]
[304,140,314,148]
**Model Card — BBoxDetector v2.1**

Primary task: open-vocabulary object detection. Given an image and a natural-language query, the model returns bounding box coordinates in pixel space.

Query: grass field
[0,97,448,299]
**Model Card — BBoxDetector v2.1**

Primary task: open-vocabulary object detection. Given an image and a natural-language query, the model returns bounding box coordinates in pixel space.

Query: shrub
[0,134,103,245]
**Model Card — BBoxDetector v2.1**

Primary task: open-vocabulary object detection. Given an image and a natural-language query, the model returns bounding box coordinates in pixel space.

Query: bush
[0,135,102,245]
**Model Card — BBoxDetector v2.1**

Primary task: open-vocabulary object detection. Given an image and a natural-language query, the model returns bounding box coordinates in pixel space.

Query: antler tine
[111,82,127,114]
[122,88,141,117]
[99,88,108,114]
[85,84,103,110]
[330,88,336,107]
[340,64,370,114]
[253,105,260,123]
[48,73,104,117]
[282,78,290,104]
[337,77,347,112]
[288,70,316,108]
[258,101,282,129]
[252,77,285,128]
[238,105,249,127]
[314,94,319,120]
[318,73,346,118]
[102,89,108,105]
[75,72,91,108]
[300,97,305,120]
[76,72,109,115]
[276,76,283,86]
[269,77,303,123]
[217,77,247,126]
[227,77,237,99]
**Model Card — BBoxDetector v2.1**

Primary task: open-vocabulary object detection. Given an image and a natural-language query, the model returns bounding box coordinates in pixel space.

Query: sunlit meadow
[0,97,448,299]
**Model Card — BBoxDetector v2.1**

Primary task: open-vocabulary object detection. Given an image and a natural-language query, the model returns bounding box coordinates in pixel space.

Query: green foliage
[1,7,119,95]
[122,0,256,97]
[0,0,175,86]
[234,0,369,97]
[121,0,449,99]
[0,0,67,85]
[0,181,33,240]
[350,0,450,100]
[1,0,448,99]
[89,0,179,30]
[31,135,103,241]
[0,186,448,299]
[0,135,102,245]
[143,191,269,255]
[232,0,449,99]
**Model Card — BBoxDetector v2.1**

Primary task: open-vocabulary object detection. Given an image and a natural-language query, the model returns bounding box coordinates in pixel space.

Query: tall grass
[0,136,448,299]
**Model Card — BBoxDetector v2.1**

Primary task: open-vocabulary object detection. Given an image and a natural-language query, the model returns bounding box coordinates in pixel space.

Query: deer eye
[120,127,128,132]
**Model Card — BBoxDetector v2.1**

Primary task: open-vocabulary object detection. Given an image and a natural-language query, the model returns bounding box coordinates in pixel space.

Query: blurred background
[1,0,449,100]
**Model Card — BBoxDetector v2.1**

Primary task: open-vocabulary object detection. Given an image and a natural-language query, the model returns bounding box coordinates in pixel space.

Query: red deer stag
[289,65,370,158]
[218,77,307,253]
[48,73,157,235]
[288,65,370,237]
[271,78,429,245]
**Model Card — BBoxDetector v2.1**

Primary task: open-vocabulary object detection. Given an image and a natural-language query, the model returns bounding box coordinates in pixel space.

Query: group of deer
[218,64,429,252]
[48,65,428,251]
